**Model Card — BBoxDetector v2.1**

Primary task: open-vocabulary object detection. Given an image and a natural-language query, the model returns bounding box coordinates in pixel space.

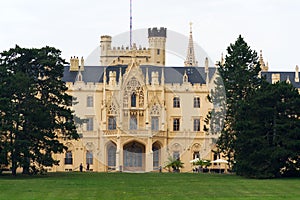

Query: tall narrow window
[130,115,137,130]
[86,151,93,165]
[193,119,200,131]
[194,97,200,108]
[87,118,93,131]
[87,96,93,107]
[108,116,116,130]
[152,145,160,168]
[108,144,116,168]
[151,116,159,131]
[65,151,73,164]
[131,92,136,107]
[173,97,180,108]
[173,118,180,131]
[157,49,160,55]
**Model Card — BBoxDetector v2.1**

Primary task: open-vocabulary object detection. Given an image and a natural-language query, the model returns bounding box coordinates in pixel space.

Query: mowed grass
[0,172,299,200]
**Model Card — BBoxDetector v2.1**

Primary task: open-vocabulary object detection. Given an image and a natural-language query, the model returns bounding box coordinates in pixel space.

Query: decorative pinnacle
[189,22,193,33]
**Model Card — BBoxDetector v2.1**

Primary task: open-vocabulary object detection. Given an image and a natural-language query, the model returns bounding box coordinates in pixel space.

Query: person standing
[79,163,83,172]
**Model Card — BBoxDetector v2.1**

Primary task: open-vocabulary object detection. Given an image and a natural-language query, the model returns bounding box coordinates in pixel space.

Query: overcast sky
[1,0,299,71]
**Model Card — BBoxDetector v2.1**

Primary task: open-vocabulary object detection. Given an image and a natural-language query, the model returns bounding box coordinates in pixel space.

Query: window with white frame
[173,97,180,108]
[173,118,180,131]
[87,96,93,107]
[193,118,200,131]
[194,97,200,108]
[86,118,94,131]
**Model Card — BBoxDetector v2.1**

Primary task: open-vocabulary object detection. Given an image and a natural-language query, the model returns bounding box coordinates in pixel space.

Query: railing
[103,129,166,137]
[103,130,118,136]
[168,131,206,137]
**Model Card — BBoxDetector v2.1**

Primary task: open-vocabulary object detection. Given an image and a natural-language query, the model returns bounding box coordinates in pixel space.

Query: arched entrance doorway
[123,141,145,171]
[152,142,161,170]
[106,141,116,171]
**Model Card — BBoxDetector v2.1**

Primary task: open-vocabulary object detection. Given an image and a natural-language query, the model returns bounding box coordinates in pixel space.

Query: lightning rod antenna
[130,0,132,47]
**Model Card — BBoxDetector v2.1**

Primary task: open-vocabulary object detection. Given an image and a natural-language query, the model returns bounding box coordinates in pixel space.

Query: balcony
[103,129,166,137]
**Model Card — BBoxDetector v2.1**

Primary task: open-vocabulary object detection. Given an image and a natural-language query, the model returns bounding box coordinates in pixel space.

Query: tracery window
[108,103,118,115]
[123,77,144,109]
[150,104,160,116]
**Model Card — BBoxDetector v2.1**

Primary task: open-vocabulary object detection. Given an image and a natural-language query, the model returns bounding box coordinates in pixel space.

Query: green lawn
[0,172,299,200]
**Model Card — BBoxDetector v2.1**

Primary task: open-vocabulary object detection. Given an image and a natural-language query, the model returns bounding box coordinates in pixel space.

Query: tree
[206,35,261,169]
[164,156,184,173]
[0,46,79,175]
[235,81,300,178]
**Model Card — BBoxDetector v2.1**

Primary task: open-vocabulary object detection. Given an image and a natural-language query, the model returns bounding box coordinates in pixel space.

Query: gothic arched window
[131,92,136,107]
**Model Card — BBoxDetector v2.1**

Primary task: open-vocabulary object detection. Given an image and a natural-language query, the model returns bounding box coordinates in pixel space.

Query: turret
[70,56,79,71]
[148,27,167,66]
[109,71,117,86]
[151,71,159,85]
[100,35,112,65]
[80,56,84,71]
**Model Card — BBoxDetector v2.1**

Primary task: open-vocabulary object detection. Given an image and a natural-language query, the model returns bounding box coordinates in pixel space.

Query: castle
[52,25,300,173]
[49,25,223,173]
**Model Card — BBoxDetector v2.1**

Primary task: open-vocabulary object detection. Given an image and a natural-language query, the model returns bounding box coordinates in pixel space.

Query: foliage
[192,159,211,168]
[0,45,79,175]
[164,156,184,172]
[235,81,300,178]
[206,35,261,169]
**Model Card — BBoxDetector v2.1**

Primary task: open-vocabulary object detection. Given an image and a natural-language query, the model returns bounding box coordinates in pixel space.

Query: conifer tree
[0,46,78,175]
[235,81,300,178]
[208,35,261,168]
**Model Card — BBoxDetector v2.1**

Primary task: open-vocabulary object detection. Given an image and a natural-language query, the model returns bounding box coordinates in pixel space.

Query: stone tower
[100,35,112,65]
[148,27,167,66]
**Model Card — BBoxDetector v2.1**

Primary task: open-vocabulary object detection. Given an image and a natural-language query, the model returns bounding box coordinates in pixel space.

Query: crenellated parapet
[100,27,167,66]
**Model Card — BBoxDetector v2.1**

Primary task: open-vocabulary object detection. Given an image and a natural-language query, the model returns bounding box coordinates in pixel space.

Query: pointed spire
[183,70,188,83]
[75,70,83,82]
[220,53,225,66]
[259,50,268,72]
[80,56,84,71]
[184,22,198,67]
[205,57,209,84]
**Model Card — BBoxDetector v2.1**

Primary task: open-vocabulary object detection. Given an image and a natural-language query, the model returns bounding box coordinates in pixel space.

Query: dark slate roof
[63,65,216,85]
[261,71,300,88]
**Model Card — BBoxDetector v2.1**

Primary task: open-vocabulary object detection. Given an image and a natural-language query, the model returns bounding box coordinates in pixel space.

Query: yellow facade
[53,27,221,173]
